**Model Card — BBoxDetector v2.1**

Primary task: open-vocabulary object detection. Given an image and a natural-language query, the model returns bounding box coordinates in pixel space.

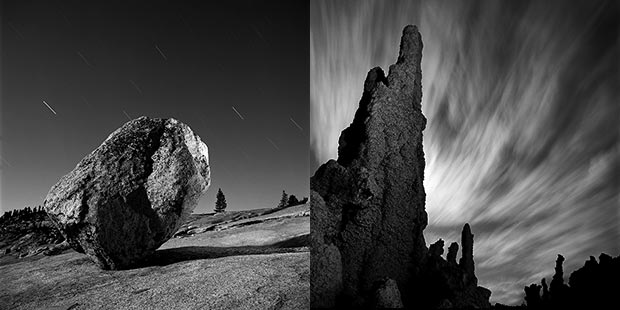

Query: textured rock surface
[311,25,492,309]
[310,191,343,308]
[44,117,210,270]
[311,24,427,307]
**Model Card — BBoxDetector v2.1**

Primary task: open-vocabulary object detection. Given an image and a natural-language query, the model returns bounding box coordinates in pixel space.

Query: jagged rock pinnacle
[310,25,490,309]
[311,24,427,307]
[397,25,423,65]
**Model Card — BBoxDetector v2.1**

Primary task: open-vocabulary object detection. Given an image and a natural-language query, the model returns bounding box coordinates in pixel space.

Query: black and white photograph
[1,0,619,309]
[1,1,309,309]
[310,0,619,308]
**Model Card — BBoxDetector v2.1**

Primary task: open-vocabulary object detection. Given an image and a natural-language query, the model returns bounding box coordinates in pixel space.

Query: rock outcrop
[372,278,404,309]
[447,242,459,265]
[44,117,210,270]
[524,283,542,308]
[459,223,477,287]
[550,254,567,300]
[311,24,427,307]
[310,25,491,308]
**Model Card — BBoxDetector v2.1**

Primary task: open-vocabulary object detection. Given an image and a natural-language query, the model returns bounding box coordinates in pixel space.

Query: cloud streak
[311,0,619,305]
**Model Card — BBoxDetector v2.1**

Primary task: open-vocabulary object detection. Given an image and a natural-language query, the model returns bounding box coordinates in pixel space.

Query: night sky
[311,0,619,305]
[1,0,309,213]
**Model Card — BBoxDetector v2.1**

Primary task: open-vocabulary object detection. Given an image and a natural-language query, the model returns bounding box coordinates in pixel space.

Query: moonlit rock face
[311,25,427,307]
[44,116,210,270]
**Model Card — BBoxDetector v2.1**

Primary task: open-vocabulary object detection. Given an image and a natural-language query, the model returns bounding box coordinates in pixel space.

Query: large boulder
[311,25,427,307]
[44,117,210,270]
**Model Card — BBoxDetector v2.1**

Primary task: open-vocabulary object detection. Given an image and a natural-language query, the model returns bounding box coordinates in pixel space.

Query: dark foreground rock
[372,278,404,308]
[311,24,427,308]
[310,25,491,308]
[421,224,491,309]
[44,117,210,270]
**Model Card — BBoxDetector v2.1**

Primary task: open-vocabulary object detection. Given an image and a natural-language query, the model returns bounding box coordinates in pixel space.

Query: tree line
[214,189,308,213]
[1,205,46,222]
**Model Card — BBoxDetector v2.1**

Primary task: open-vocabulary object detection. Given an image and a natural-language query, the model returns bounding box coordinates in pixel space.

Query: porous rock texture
[372,278,404,309]
[44,117,210,270]
[310,25,491,308]
[311,25,427,307]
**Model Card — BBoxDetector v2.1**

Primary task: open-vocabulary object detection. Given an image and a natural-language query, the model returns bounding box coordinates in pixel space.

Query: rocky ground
[0,203,309,310]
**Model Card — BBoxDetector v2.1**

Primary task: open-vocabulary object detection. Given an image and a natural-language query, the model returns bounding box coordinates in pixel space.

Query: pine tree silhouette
[214,188,227,213]
[278,190,289,208]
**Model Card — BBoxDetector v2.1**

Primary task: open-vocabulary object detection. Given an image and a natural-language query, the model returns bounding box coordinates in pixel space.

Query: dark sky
[1,0,309,213]
[311,0,619,305]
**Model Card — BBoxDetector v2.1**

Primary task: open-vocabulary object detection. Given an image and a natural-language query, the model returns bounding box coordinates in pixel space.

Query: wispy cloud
[311,0,619,305]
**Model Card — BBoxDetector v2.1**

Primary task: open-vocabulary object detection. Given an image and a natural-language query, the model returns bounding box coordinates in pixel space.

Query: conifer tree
[278,190,289,208]
[214,188,227,213]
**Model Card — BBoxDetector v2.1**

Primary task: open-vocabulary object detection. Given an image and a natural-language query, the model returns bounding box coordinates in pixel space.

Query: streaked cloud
[311,0,619,305]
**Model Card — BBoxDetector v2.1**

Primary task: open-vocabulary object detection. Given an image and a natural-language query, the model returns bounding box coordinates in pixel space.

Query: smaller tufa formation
[417,224,491,309]
[447,242,459,265]
[548,254,569,306]
[429,239,445,257]
[550,255,566,296]
[541,278,549,303]
[459,223,476,286]
[45,117,210,270]
[524,283,542,308]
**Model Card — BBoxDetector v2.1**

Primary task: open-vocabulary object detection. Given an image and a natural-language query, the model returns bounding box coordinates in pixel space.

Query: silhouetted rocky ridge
[523,253,620,309]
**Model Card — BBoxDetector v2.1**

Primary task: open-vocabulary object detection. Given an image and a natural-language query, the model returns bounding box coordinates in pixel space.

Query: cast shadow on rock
[133,233,310,268]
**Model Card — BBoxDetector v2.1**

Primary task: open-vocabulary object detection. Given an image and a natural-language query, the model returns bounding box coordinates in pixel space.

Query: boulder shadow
[135,233,309,268]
